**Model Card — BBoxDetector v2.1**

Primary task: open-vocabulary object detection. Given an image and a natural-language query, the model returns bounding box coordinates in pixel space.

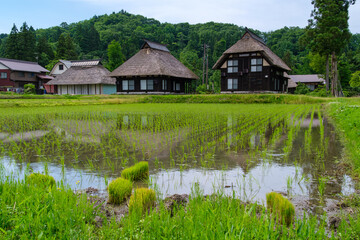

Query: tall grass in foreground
[1,174,360,239]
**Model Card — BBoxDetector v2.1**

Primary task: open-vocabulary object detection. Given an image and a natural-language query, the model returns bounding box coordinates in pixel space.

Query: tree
[18,23,36,61]
[5,24,20,59]
[349,71,360,88]
[37,35,54,67]
[56,33,78,60]
[305,0,356,96]
[106,40,125,71]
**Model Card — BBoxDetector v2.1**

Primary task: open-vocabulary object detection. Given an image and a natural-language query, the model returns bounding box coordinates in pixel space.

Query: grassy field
[0,94,359,239]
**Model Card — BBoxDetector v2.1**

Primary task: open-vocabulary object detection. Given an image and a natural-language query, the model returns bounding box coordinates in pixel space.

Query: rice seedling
[266,192,295,226]
[26,172,56,187]
[128,188,156,216]
[121,161,149,181]
[108,177,133,204]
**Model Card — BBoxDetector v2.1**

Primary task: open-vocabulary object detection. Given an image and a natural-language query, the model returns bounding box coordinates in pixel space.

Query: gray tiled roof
[0,58,49,73]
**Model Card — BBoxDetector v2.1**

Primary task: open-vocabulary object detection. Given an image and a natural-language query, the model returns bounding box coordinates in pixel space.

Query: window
[0,72,7,79]
[140,80,154,90]
[162,80,167,90]
[17,72,25,77]
[29,73,35,78]
[122,80,134,91]
[251,58,263,72]
[176,83,180,91]
[227,78,238,90]
[59,64,64,70]
[227,60,238,73]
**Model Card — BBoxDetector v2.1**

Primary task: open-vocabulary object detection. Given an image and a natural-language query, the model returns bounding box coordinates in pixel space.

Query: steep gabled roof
[0,58,49,73]
[47,65,115,85]
[212,29,291,71]
[141,40,170,52]
[109,41,199,80]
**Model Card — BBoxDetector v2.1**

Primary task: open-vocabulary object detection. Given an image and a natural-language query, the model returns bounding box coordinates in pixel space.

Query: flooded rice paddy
[0,104,354,207]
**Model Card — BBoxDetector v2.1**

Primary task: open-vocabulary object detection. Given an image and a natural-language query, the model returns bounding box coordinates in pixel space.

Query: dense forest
[0,10,359,94]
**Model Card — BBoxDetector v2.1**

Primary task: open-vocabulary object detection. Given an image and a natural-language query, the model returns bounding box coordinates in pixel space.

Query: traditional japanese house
[0,58,51,92]
[46,65,116,95]
[288,74,325,91]
[109,40,199,94]
[49,59,101,77]
[212,28,291,93]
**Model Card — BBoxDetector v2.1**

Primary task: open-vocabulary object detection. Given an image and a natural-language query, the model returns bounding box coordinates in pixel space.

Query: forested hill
[0,10,359,89]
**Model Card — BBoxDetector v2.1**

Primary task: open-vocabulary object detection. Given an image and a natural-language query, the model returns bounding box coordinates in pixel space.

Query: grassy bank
[1,175,359,239]
[0,94,330,107]
[141,94,331,104]
[326,98,360,176]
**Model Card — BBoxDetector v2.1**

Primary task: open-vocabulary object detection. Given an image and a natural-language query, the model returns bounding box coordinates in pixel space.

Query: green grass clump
[108,177,133,204]
[266,192,295,226]
[121,161,149,181]
[128,188,156,215]
[26,173,56,187]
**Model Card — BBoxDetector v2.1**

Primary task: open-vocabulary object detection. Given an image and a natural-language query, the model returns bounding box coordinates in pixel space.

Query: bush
[108,177,133,204]
[121,161,149,181]
[26,173,56,187]
[129,188,156,215]
[24,83,36,94]
[266,192,295,226]
[308,85,330,97]
[196,84,212,94]
[294,83,310,95]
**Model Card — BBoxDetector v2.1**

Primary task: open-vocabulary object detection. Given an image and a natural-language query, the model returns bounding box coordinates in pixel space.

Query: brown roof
[109,41,199,80]
[289,74,325,84]
[46,65,115,85]
[0,58,49,73]
[212,29,291,71]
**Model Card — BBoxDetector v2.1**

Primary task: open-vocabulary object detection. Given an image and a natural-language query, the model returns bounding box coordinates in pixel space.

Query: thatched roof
[47,65,115,85]
[109,40,199,80]
[213,29,291,71]
[288,74,325,84]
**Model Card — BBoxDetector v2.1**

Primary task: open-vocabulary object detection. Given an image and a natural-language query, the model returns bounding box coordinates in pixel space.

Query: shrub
[24,83,36,94]
[308,85,330,97]
[121,161,149,181]
[129,188,156,215]
[266,192,295,226]
[294,83,310,95]
[26,173,56,187]
[108,177,133,204]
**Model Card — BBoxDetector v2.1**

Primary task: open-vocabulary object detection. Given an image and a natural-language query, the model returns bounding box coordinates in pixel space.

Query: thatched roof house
[110,40,199,94]
[213,28,291,93]
[47,65,116,95]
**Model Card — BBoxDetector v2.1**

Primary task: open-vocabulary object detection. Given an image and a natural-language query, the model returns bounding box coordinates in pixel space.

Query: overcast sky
[1,0,359,34]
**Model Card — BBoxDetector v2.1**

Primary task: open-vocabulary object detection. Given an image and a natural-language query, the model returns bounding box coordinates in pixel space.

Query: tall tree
[18,23,36,61]
[305,0,355,96]
[37,35,54,67]
[5,24,20,59]
[56,33,78,60]
[106,40,125,71]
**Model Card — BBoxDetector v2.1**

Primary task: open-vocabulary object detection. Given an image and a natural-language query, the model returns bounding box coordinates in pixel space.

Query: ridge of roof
[141,40,170,52]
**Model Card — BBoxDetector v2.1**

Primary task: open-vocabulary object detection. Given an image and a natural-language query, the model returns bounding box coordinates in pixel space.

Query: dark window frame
[122,80,135,91]
[140,79,154,91]
[59,64,64,70]
[251,58,263,72]
[0,72,7,79]
[227,78,238,90]
[227,60,238,73]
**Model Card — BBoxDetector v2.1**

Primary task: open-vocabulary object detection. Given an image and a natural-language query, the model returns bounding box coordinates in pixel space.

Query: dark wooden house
[213,29,291,93]
[109,40,199,94]
[0,58,51,92]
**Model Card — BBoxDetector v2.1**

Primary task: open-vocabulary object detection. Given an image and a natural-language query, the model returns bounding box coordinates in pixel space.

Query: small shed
[46,65,116,95]
[109,40,199,94]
